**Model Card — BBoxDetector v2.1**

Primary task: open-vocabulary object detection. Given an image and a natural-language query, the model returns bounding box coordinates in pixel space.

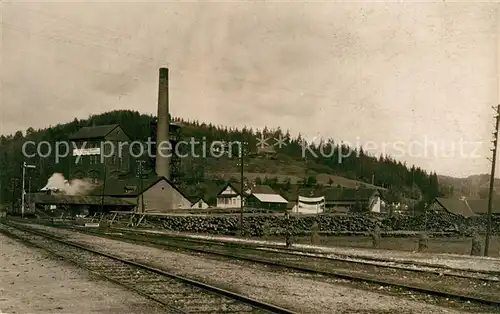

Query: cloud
[1,1,498,177]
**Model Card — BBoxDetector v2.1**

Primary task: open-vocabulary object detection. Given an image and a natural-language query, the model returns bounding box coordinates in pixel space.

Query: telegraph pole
[21,162,36,218]
[100,162,107,213]
[236,141,248,235]
[485,105,500,256]
[136,160,146,213]
[240,144,244,233]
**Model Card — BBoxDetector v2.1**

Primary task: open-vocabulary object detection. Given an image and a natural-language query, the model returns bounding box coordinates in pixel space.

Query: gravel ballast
[0,233,167,314]
[19,223,493,314]
[118,227,500,273]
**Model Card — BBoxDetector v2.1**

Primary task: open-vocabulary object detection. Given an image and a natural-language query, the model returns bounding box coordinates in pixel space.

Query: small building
[191,197,210,210]
[245,185,288,211]
[216,182,245,208]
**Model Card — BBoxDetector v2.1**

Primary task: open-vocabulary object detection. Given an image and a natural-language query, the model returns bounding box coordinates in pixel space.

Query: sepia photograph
[0,1,499,313]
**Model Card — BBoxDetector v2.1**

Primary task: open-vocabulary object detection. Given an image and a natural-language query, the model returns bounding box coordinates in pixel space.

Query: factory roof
[90,173,190,200]
[251,193,288,204]
[31,193,135,206]
[69,124,121,140]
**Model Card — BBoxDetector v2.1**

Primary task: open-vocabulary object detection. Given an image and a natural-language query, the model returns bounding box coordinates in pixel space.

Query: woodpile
[153,212,500,237]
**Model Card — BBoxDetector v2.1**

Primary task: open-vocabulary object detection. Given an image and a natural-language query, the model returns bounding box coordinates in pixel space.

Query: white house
[216,183,243,208]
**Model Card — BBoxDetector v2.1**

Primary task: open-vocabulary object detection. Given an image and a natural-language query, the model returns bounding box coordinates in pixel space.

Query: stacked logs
[149,212,500,237]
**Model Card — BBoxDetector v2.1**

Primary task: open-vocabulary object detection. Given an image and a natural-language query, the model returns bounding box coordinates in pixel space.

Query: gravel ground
[21,223,491,314]
[128,228,500,273]
[0,233,168,314]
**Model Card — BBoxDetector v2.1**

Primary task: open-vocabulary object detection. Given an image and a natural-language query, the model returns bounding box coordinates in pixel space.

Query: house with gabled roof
[216,182,246,208]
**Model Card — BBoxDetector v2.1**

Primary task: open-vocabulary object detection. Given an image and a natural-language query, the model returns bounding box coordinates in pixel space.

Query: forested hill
[0,110,444,206]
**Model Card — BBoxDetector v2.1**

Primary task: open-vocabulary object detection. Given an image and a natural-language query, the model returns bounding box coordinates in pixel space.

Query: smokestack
[156,67,170,180]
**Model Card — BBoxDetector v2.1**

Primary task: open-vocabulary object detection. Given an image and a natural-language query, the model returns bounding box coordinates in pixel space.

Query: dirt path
[0,233,167,314]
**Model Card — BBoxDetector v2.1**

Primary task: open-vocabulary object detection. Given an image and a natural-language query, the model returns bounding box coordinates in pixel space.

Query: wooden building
[216,183,245,208]
[245,185,288,211]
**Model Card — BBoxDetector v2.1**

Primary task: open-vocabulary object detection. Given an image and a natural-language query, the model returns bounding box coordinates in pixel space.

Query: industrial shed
[29,193,135,216]
[245,185,288,211]
[92,174,192,213]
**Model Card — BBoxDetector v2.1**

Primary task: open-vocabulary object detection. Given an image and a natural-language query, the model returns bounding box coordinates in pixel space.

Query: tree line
[0,110,445,208]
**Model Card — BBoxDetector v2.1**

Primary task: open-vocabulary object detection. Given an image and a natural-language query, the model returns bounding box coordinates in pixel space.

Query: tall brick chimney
[156,68,170,180]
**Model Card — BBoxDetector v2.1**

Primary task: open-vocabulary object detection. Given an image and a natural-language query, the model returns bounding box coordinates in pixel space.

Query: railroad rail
[113,228,500,280]
[0,221,297,314]
[64,225,500,308]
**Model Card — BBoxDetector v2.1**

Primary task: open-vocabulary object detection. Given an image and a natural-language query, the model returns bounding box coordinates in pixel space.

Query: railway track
[0,222,296,314]
[113,228,500,280]
[7,220,500,312]
[62,225,500,308]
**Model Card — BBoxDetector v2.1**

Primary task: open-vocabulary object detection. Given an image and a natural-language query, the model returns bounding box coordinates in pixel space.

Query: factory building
[31,67,192,214]
[68,124,132,181]
[96,174,191,212]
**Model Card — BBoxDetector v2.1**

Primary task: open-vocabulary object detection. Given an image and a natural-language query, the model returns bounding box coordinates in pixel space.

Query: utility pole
[239,143,244,233]
[21,162,36,218]
[485,104,500,256]
[27,177,31,212]
[100,162,107,213]
[237,141,248,234]
[136,160,146,213]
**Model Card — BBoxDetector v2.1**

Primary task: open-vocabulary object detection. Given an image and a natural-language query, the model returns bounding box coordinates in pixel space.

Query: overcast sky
[1,1,498,178]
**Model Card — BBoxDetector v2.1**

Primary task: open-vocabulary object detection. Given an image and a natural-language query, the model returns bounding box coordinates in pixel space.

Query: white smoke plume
[41,173,95,196]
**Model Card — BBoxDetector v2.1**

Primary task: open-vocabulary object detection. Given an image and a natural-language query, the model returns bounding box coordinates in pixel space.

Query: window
[198,201,202,208]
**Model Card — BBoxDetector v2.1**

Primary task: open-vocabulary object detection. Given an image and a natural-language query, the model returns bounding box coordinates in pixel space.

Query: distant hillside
[437,174,500,198]
[0,110,442,206]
